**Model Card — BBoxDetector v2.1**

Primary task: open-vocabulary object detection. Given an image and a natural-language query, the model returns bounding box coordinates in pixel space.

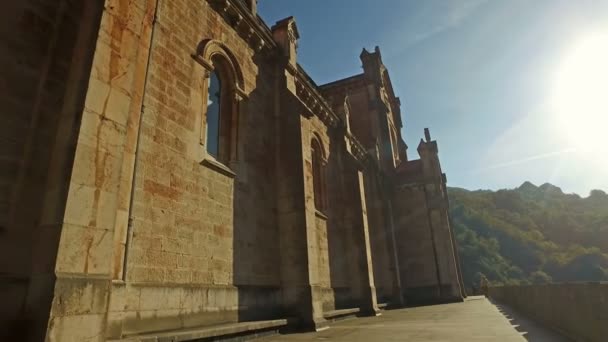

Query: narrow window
[312,139,326,212]
[206,71,221,158]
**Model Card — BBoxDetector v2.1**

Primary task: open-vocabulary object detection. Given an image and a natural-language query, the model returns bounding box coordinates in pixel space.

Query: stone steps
[112,319,288,342]
[323,308,360,322]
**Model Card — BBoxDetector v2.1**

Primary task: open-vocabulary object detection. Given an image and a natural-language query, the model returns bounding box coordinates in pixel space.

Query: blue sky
[259,0,608,196]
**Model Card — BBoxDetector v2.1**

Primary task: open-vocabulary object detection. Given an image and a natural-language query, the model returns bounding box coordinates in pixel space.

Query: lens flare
[552,32,608,167]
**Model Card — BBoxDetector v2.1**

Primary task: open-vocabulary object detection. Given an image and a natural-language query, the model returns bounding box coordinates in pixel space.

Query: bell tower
[360,46,407,171]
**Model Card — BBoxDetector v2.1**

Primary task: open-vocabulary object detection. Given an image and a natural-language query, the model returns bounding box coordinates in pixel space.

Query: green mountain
[449,183,608,291]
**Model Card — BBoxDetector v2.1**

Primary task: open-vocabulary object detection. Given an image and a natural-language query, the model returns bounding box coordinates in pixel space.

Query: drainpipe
[122,0,161,281]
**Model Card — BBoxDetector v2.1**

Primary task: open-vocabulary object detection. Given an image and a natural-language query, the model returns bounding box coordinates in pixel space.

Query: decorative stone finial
[271,16,299,66]
[424,128,431,142]
[246,0,258,16]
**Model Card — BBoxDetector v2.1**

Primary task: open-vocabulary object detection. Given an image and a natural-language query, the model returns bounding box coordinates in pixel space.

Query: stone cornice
[290,63,340,128]
[206,0,276,53]
[287,63,375,169]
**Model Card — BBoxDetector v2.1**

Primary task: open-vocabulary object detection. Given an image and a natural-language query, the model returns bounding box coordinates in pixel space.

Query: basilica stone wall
[0,1,465,341]
[117,0,283,335]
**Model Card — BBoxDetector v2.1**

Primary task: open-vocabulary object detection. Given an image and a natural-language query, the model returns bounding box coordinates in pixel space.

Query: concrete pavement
[259,296,571,341]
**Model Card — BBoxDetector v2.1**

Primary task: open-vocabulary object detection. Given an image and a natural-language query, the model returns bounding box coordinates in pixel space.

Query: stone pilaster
[348,165,380,316]
[385,197,405,306]
[274,58,328,331]
[46,1,160,340]
[418,132,464,302]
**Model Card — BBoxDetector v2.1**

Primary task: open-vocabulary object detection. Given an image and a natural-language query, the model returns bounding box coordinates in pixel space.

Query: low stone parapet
[488,283,608,342]
[323,308,361,322]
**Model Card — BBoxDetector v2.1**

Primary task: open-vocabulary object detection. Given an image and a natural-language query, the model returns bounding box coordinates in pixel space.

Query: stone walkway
[259,296,571,341]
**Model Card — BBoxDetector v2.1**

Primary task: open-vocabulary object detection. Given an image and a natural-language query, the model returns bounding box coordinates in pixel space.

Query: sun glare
[552,32,608,161]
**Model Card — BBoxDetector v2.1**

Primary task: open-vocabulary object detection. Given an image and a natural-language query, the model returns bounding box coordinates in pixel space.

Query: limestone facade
[0,1,465,341]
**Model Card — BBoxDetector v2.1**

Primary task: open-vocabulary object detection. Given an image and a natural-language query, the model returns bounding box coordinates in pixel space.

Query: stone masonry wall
[46,0,158,341]
[301,114,339,312]
[0,0,463,339]
[364,173,395,303]
[44,0,285,339]
[489,283,608,342]
[344,87,375,148]
[428,202,462,299]
[392,186,442,303]
[119,0,281,335]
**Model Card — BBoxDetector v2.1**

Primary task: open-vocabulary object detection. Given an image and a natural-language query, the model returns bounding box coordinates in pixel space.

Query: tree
[449,183,608,287]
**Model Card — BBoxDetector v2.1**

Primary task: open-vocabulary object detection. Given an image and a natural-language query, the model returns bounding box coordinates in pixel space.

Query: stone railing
[488,283,608,342]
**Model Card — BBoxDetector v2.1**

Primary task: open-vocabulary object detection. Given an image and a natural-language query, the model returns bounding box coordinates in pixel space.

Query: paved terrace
[259,296,570,341]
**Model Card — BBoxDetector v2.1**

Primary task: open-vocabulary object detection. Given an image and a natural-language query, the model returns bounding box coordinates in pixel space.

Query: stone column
[424,183,464,302]
[442,176,467,298]
[417,134,464,303]
[274,65,327,331]
[45,1,160,341]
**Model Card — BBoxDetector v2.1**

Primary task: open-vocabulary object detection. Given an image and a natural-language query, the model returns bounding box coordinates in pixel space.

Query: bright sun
[552,32,608,159]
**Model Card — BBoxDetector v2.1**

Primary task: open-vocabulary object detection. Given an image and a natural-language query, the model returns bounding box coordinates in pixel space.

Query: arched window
[311,138,327,212]
[203,55,238,166]
[206,70,221,158]
[195,39,245,170]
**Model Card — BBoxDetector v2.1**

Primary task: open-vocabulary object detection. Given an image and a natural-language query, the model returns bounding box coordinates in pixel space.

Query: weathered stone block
[55,224,113,275]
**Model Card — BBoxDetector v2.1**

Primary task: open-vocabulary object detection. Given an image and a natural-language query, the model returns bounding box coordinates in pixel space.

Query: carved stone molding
[207,0,274,53]
[292,68,340,128]
[193,39,247,97]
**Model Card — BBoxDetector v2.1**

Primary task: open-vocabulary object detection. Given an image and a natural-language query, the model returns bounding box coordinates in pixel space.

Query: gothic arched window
[202,55,239,167]
[195,40,246,173]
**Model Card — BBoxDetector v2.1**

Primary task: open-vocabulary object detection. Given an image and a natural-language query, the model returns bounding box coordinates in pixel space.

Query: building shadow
[489,298,572,342]
[0,2,104,341]
[325,136,358,311]
[232,52,283,323]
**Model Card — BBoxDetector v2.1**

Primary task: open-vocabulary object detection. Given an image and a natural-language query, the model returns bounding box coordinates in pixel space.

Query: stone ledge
[112,319,288,342]
[201,157,236,178]
[314,209,328,220]
[323,308,360,321]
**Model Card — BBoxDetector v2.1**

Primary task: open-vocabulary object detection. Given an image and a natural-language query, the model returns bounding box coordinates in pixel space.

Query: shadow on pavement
[488,298,572,342]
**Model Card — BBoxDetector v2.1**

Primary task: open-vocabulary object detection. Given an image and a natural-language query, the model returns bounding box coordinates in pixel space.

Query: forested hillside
[449,182,608,291]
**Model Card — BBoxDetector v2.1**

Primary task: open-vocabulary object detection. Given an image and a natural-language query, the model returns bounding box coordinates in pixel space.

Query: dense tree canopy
[449,182,608,292]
